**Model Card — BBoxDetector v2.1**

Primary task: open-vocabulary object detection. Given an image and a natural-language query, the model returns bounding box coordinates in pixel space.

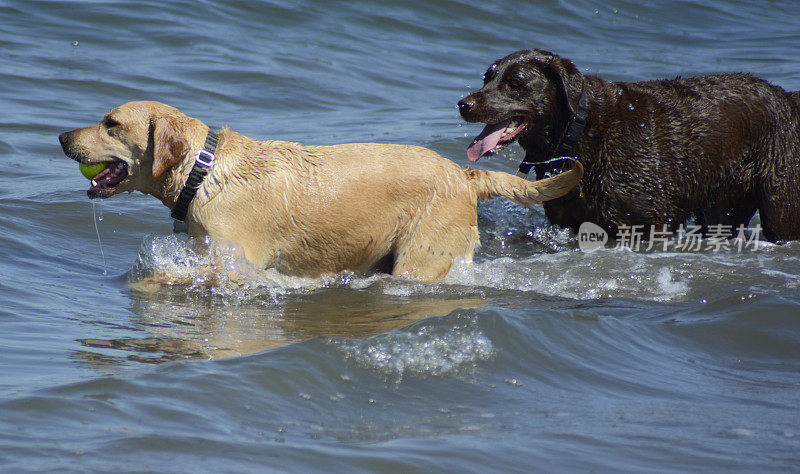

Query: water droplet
[91,201,107,276]
[628,104,635,111]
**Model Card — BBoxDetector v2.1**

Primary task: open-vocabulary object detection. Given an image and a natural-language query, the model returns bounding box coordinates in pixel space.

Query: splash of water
[125,229,791,307]
[127,234,382,301]
[331,313,495,382]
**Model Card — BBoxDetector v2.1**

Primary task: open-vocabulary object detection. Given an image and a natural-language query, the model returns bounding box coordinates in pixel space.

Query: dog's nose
[58,132,71,149]
[458,97,476,114]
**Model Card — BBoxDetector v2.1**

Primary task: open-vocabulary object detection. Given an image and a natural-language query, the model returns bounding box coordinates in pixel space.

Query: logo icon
[578,222,608,252]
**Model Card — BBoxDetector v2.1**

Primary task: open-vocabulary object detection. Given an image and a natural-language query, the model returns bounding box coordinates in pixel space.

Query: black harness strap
[170,128,220,224]
[517,89,588,177]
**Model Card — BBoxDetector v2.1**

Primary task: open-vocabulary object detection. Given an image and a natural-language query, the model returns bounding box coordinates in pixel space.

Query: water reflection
[76,280,486,364]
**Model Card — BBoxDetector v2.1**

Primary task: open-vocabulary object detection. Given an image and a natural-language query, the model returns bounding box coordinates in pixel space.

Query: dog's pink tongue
[466,119,511,162]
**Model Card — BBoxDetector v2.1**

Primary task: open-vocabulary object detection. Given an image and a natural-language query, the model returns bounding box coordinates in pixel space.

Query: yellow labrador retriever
[59,101,581,281]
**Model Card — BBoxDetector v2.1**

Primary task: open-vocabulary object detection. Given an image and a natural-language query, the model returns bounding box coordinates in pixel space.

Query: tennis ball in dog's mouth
[79,162,108,180]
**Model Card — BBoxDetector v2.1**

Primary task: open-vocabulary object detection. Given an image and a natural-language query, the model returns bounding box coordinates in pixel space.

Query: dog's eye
[103,117,121,134]
[103,117,121,129]
[482,64,498,84]
[507,72,527,88]
[504,64,535,89]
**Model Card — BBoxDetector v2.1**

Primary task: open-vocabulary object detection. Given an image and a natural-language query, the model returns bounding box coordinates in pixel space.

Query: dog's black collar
[171,128,220,228]
[517,88,588,177]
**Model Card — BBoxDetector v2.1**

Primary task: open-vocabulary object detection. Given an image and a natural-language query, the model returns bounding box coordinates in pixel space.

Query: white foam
[128,233,793,306]
[127,234,352,300]
[332,314,494,381]
[445,249,690,302]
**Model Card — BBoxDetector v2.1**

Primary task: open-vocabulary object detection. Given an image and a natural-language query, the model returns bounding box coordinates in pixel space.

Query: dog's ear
[544,57,584,117]
[151,116,189,180]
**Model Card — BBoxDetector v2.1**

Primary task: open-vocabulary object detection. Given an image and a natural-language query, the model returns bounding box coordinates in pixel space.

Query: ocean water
[2,0,800,471]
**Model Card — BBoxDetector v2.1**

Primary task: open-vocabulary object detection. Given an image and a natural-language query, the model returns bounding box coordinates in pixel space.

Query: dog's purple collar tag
[195,148,215,167]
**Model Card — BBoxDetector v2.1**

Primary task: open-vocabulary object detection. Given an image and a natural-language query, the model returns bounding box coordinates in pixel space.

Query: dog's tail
[468,160,583,206]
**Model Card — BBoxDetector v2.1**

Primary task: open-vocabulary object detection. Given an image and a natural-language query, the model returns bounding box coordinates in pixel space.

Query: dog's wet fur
[60,101,581,281]
[459,49,800,242]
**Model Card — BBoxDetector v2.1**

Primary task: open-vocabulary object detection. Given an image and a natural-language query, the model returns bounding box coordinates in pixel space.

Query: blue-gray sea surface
[2,0,800,471]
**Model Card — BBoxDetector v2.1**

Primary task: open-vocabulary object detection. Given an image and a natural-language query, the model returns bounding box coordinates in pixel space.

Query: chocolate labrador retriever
[59,101,581,281]
[458,49,800,242]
